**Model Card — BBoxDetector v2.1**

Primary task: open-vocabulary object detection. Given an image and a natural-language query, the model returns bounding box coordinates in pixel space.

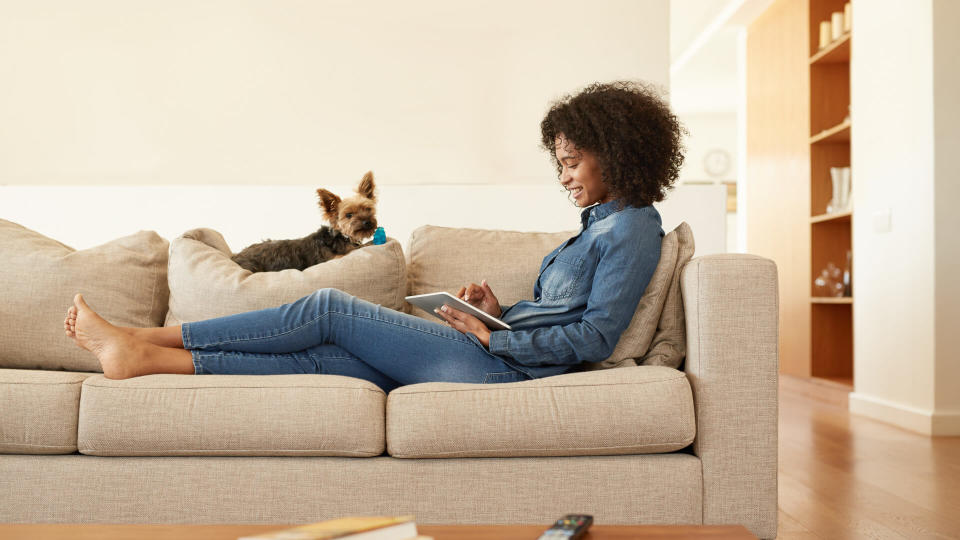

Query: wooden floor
[777,381,960,539]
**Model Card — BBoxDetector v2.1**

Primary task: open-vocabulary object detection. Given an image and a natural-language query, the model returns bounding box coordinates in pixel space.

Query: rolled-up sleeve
[487,227,660,366]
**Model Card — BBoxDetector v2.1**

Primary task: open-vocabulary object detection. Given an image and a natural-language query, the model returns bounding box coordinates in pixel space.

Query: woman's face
[555,136,612,207]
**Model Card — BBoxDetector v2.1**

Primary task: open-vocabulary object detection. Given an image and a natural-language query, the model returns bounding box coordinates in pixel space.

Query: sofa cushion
[405,225,574,318]
[639,222,695,369]
[0,369,96,454]
[164,228,407,325]
[77,374,386,456]
[583,223,680,370]
[386,366,695,458]
[0,219,170,372]
[405,223,695,370]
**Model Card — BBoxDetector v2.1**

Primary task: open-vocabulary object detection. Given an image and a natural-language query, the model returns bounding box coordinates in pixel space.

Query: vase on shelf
[827,166,851,214]
[814,262,845,298]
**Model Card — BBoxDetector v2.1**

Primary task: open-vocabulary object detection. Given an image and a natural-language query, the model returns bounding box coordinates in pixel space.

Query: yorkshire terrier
[231,171,379,273]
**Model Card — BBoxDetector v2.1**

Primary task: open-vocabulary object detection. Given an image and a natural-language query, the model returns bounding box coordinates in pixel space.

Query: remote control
[536,514,593,539]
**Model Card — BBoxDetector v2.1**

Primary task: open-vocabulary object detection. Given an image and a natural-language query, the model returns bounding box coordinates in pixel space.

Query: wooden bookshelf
[809,0,853,389]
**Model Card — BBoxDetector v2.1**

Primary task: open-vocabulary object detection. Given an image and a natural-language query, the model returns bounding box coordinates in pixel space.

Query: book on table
[237,515,424,540]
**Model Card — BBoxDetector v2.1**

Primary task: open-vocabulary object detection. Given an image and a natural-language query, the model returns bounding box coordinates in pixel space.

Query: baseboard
[849,392,960,435]
[931,410,960,435]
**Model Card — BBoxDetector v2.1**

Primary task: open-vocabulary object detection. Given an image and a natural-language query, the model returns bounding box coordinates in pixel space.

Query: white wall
[675,112,737,254]
[675,112,738,183]
[0,0,669,187]
[0,183,728,257]
[849,0,960,435]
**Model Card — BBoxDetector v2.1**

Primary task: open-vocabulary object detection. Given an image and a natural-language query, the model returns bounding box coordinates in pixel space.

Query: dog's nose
[364,220,374,229]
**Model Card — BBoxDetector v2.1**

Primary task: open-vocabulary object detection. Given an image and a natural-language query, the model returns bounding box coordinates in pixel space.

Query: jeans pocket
[482,371,528,384]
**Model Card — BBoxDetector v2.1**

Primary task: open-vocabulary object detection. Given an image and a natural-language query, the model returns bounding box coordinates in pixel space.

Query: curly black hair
[540,81,686,208]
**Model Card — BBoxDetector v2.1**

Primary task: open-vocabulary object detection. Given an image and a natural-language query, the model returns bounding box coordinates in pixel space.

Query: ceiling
[669,0,773,114]
[670,0,733,62]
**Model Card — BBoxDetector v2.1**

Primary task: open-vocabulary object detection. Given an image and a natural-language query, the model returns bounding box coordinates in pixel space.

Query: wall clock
[704,148,732,178]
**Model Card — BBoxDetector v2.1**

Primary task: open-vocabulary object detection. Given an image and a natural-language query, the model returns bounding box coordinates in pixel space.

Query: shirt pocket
[539,253,586,300]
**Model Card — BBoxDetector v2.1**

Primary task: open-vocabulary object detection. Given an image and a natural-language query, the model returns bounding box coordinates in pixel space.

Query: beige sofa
[0,219,779,539]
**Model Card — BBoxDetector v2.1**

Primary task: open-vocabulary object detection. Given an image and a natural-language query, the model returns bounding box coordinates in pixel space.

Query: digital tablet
[405,292,512,331]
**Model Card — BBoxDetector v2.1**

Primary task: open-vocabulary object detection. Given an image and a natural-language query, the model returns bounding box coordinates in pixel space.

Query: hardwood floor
[777,381,960,539]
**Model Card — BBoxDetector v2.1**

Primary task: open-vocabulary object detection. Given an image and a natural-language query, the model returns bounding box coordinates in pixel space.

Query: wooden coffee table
[0,523,758,539]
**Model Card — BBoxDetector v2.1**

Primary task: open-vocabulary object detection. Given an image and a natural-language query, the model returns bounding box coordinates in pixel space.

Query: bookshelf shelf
[811,297,853,304]
[810,119,851,144]
[810,32,850,65]
[810,210,851,224]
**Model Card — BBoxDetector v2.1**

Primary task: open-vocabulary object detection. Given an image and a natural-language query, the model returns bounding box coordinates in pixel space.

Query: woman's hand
[456,279,502,318]
[435,304,492,347]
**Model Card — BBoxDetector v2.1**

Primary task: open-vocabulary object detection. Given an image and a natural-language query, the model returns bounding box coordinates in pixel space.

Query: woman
[63,81,684,392]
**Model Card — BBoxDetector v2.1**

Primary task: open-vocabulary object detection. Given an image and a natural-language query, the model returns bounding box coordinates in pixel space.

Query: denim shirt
[486,200,664,379]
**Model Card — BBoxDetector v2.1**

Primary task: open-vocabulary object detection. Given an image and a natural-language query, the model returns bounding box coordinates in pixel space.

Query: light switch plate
[873,208,892,233]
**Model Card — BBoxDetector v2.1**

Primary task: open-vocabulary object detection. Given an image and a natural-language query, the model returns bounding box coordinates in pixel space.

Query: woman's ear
[357,171,376,202]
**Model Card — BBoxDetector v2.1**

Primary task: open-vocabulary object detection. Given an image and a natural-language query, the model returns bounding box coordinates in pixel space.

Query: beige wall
[933,0,960,423]
[0,1,669,186]
[849,0,960,435]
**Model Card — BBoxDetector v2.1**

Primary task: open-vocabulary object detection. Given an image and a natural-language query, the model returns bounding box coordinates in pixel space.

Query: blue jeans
[181,288,532,392]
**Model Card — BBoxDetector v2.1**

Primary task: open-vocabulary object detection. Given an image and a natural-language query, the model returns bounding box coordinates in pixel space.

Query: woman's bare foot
[65,307,182,348]
[65,305,136,341]
[69,294,150,379]
[67,294,195,379]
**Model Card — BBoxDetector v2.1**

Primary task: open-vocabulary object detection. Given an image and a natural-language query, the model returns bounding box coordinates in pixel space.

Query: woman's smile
[555,134,611,208]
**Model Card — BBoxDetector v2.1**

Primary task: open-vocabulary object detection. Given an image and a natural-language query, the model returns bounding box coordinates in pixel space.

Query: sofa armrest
[681,254,779,539]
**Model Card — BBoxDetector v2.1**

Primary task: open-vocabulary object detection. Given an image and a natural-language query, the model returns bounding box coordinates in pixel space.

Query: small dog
[231,171,379,272]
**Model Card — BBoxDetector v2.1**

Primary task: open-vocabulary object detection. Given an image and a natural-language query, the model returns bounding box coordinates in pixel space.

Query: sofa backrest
[0,219,169,373]
[405,226,575,317]
[405,223,695,370]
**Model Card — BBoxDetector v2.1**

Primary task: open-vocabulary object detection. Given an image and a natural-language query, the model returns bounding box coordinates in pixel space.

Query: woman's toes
[64,305,79,339]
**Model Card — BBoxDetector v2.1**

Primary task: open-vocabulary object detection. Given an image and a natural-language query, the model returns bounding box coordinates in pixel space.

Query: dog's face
[316,171,378,241]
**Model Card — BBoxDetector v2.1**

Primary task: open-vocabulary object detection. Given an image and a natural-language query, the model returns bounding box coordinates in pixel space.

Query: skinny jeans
[182,288,531,393]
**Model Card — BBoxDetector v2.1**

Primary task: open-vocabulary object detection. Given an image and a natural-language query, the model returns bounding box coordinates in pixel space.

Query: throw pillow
[164,228,407,325]
[639,221,695,369]
[0,219,170,372]
[582,223,683,370]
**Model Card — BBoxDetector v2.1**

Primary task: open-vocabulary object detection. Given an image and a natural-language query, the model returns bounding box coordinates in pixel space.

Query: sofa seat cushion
[0,369,96,454]
[386,366,695,458]
[77,374,386,457]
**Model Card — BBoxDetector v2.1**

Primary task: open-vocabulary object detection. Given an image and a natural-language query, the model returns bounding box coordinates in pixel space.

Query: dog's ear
[316,189,341,220]
[357,171,376,202]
